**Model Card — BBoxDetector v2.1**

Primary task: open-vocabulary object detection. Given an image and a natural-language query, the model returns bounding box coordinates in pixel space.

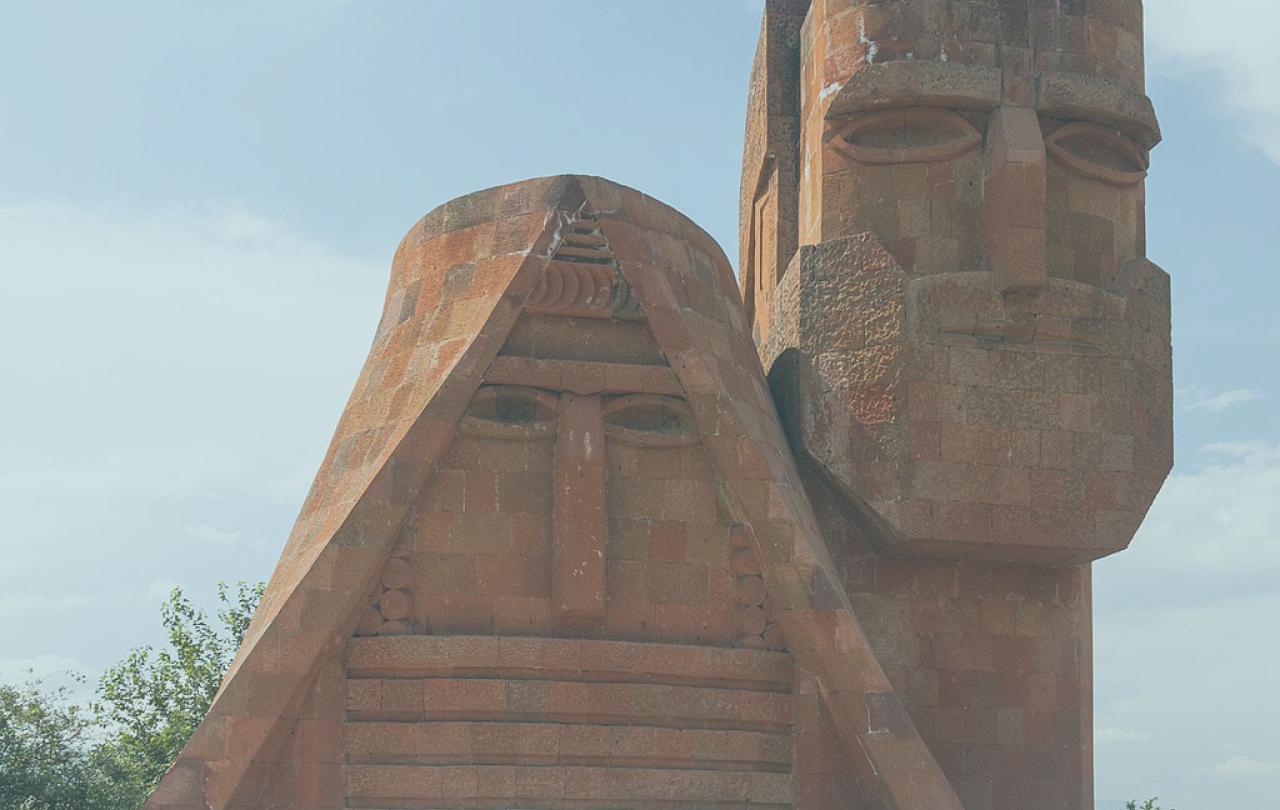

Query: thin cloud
[0,199,380,681]
[1094,440,1280,803]
[0,200,379,532]
[1211,756,1280,780]
[183,523,242,545]
[142,579,182,603]
[1106,440,1280,604]
[1146,1,1280,163]
[1096,725,1152,744]
[0,593,92,617]
[1178,386,1265,414]
[0,445,243,502]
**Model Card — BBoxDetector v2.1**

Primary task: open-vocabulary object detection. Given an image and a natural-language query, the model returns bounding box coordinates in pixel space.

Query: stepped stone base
[342,636,795,810]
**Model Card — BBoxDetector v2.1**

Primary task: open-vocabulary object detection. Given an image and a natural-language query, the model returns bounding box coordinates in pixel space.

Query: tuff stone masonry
[147,2,1171,809]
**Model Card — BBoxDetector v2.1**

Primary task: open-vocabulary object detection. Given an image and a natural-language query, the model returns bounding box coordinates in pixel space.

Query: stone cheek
[766,233,1171,564]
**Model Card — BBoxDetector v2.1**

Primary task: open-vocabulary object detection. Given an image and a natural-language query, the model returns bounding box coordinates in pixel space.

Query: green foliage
[0,676,131,810]
[0,581,264,810]
[93,581,264,799]
[1127,799,1175,810]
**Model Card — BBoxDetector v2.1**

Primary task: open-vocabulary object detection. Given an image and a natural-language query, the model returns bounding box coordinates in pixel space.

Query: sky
[0,2,1276,807]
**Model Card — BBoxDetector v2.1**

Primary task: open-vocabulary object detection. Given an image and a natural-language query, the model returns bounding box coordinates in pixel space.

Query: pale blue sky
[1,2,1276,807]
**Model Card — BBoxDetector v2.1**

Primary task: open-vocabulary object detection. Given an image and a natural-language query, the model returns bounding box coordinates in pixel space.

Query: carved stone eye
[1046,122,1149,186]
[460,385,558,439]
[830,107,981,164]
[603,395,698,447]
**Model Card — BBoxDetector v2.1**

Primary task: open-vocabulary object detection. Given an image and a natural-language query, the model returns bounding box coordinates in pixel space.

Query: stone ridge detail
[526,214,646,321]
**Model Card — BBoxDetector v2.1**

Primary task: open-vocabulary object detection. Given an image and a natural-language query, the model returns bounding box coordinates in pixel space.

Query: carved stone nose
[551,392,607,630]
[984,105,1048,293]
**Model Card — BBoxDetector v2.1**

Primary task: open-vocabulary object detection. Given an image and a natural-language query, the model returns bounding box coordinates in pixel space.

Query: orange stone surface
[147,3,1171,809]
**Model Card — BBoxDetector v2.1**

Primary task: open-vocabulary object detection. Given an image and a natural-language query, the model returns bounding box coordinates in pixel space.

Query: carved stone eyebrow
[821,61,1162,150]
[483,356,683,397]
[824,62,1003,120]
[1036,70,1161,148]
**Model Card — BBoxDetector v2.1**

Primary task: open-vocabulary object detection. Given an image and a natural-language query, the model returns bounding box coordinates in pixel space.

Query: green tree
[93,581,265,804]
[0,581,264,809]
[1127,799,1175,810]
[0,675,131,810]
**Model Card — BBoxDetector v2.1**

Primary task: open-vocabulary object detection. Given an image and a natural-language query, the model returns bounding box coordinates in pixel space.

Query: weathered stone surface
[147,175,957,809]
[146,3,1170,808]
[743,1,1171,808]
[762,237,1171,565]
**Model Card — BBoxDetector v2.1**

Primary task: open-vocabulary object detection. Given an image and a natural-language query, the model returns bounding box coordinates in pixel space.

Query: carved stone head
[151,175,966,808]
[742,0,1172,563]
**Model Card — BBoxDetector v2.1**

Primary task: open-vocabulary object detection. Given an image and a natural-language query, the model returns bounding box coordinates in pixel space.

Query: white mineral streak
[859,13,879,63]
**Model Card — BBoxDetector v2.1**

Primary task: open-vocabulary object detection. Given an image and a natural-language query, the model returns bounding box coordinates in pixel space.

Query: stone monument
[147,3,1170,809]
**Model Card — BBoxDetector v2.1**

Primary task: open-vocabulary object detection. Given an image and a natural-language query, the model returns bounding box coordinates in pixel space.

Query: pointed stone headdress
[148,175,962,809]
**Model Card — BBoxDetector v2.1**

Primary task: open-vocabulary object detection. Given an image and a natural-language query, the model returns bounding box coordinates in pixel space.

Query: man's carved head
[743,0,1172,563]
[806,0,1158,290]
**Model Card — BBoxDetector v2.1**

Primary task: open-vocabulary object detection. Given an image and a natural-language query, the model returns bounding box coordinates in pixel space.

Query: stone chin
[763,231,1172,565]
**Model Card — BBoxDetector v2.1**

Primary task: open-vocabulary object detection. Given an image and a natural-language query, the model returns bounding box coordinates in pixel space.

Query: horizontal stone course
[484,356,683,397]
[341,632,797,806]
[346,635,793,692]
[345,720,792,772]
[345,763,793,806]
[346,678,793,733]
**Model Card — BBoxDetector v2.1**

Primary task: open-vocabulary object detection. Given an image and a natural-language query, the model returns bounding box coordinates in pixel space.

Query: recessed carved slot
[460,385,558,438]
[604,394,698,446]
[499,314,667,364]
[554,215,616,265]
[830,107,981,164]
[1046,122,1149,186]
